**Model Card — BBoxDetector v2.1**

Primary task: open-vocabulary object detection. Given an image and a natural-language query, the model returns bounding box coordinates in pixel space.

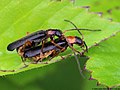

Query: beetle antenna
[73,51,85,78]
[64,19,84,39]
[66,41,85,78]
[83,41,88,52]
[64,19,101,39]
[68,28,101,31]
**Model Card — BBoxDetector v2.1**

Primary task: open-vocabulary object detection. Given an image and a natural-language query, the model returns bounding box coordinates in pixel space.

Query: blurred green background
[0,56,104,90]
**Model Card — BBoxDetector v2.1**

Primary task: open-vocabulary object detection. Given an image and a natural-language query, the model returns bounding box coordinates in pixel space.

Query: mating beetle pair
[7,20,90,62]
[6,20,100,77]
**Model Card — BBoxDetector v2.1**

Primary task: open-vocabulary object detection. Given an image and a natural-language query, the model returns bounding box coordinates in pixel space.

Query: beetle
[15,34,86,64]
[7,29,63,51]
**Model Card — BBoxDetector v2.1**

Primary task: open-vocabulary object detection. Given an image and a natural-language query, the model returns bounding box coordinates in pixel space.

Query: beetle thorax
[66,36,76,44]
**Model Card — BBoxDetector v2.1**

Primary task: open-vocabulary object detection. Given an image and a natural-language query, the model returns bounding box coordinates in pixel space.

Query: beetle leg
[49,36,64,49]
[32,60,40,64]
[41,40,45,54]
[0,69,15,72]
[40,38,48,55]
[48,45,67,61]
[67,42,83,56]
[24,40,32,48]
[31,50,54,64]
[48,49,61,61]
[21,40,33,52]
[26,32,30,35]
[60,56,65,60]
[21,57,28,67]
[51,40,64,49]
[48,47,68,61]
[37,61,49,64]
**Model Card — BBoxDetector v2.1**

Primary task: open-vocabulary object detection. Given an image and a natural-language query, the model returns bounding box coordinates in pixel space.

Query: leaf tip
[107,18,113,22]
[80,6,90,11]
[92,12,103,17]
[89,75,95,80]
[97,82,101,86]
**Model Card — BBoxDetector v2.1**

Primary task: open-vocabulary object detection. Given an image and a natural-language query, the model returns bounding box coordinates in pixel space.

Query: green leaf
[0,0,120,77]
[105,9,120,22]
[86,32,120,87]
[75,0,120,22]
[90,0,120,22]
